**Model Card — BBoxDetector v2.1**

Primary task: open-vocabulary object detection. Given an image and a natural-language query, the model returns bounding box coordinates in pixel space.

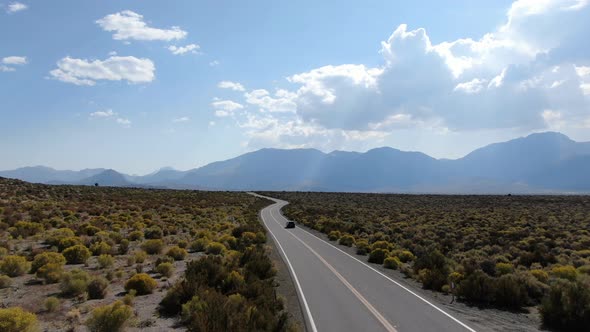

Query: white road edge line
[272,209,398,332]
[271,205,478,332]
[259,205,319,332]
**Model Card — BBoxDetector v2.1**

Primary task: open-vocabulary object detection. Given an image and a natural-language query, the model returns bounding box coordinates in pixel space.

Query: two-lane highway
[254,194,477,332]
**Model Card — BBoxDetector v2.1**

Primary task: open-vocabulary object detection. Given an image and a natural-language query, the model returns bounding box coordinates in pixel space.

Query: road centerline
[267,205,398,332]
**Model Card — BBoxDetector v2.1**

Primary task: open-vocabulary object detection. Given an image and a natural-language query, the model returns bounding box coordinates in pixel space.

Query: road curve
[253,193,477,332]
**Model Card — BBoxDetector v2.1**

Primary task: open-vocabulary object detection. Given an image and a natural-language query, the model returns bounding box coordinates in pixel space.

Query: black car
[285,221,295,229]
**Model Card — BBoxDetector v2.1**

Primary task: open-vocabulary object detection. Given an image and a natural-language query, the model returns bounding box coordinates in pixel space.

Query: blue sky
[1,0,589,174]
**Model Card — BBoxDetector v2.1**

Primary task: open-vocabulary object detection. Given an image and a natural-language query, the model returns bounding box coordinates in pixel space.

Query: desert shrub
[495,262,514,276]
[62,245,91,264]
[82,225,101,236]
[0,255,30,277]
[224,270,245,293]
[355,239,370,255]
[88,276,109,299]
[31,252,66,273]
[36,263,64,284]
[60,269,91,297]
[368,248,388,264]
[413,249,449,291]
[493,273,529,309]
[166,246,188,261]
[156,262,175,278]
[328,230,341,241]
[97,254,114,269]
[531,269,549,283]
[123,289,136,306]
[45,297,60,312]
[45,228,75,247]
[141,239,164,255]
[540,278,590,330]
[134,250,147,263]
[57,236,82,252]
[371,240,391,251]
[383,256,402,270]
[457,270,494,304]
[90,242,112,256]
[155,256,174,266]
[128,231,143,241]
[206,242,226,255]
[177,239,189,249]
[144,226,163,239]
[338,234,355,247]
[118,239,129,255]
[0,307,39,332]
[551,265,577,281]
[0,275,12,288]
[396,250,415,263]
[10,221,43,238]
[190,238,209,252]
[86,301,134,332]
[125,273,157,295]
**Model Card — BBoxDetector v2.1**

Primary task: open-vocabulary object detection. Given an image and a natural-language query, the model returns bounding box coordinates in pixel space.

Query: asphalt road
[254,194,478,332]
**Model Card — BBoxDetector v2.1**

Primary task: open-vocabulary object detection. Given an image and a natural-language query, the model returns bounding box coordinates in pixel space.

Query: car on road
[285,221,295,229]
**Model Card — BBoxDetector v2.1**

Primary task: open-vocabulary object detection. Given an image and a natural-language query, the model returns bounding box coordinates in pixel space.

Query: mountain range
[2,132,589,193]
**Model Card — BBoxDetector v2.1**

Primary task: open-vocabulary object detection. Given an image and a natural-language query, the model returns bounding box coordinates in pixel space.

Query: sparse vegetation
[0,307,39,332]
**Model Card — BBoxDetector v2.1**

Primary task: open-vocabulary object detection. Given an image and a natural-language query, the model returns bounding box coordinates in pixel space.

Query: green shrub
[60,269,91,297]
[540,278,590,330]
[355,240,370,255]
[134,250,147,263]
[396,250,415,263]
[62,245,91,264]
[57,236,82,252]
[124,273,157,295]
[44,297,60,312]
[45,228,75,247]
[190,238,209,252]
[90,242,112,256]
[10,221,43,238]
[88,276,109,299]
[495,262,514,276]
[156,262,175,278]
[86,301,133,332]
[383,256,402,270]
[328,230,341,241]
[128,231,143,241]
[206,242,226,255]
[0,275,12,288]
[551,265,577,281]
[141,239,164,255]
[118,239,129,255]
[371,240,391,251]
[338,235,355,247]
[36,263,64,284]
[0,255,30,277]
[31,252,66,273]
[368,248,388,264]
[530,269,549,283]
[0,307,39,332]
[166,246,188,261]
[493,273,529,309]
[457,270,494,304]
[144,226,164,239]
[97,254,114,269]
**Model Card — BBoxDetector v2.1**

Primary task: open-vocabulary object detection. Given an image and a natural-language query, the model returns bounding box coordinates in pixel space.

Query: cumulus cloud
[96,11,187,41]
[168,44,200,55]
[244,0,590,137]
[1,56,27,72]
[244,89,297,113]
[90,109,115,118]
[49,56,155,86]
[211,100,244,117]
[218,81,245,91]
[6,2,27,13]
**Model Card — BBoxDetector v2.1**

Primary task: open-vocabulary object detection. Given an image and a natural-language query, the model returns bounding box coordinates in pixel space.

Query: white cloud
[244,89,297,113]
[0,66,15,72]
[90,109,115,118]
[49,56,155,86]
[220,0,590,150]
[2,56,27,65]
[6,2,27,13]
[209,60,220,67]
[218,81,245,91]
[96,11,187,41]
[172,116,190,123]
[168,44,200,55]
[116,118,131,126]
[211,100,244,114]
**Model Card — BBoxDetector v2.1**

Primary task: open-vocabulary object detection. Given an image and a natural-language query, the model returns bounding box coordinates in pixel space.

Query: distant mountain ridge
[2,132,589,193]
